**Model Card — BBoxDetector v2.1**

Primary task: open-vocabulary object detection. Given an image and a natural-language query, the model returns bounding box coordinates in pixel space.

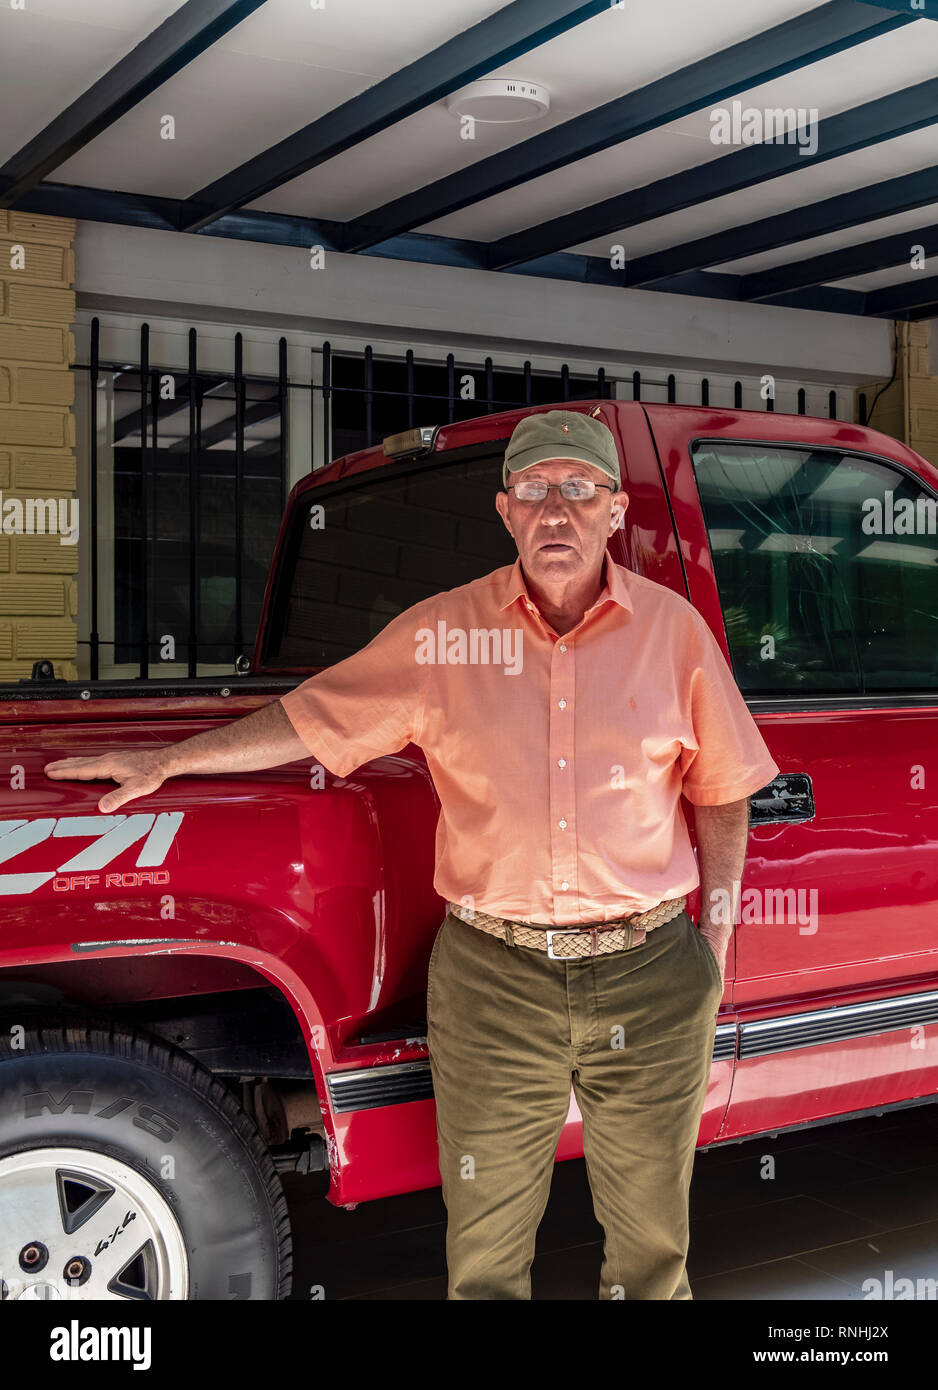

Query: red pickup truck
[1,399,937,1301]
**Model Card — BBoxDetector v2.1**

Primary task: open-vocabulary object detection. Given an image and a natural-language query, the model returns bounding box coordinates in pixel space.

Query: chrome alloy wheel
[0,1148,188,1300]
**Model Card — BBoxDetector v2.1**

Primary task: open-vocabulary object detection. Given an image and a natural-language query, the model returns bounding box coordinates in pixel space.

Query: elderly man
[46,408,779,1300]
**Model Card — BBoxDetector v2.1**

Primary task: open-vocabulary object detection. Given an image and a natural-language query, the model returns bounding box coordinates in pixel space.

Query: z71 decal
[0,812,184,895]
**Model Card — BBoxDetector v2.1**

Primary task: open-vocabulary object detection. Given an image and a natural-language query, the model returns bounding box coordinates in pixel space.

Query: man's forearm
[693,796,750,962]
[158,699,310,778]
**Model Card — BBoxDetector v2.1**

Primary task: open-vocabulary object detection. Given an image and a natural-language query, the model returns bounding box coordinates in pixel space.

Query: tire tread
[0,1012,293,1299]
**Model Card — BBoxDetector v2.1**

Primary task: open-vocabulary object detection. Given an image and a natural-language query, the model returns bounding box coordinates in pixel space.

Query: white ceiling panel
[54,49,382,197]
[0,0,188,165]
[219,0,505,72]
[259,119,712,226]
[47,0,505,195]
[718,202,938,276]
[25,0,832,210]
[566,125,938,264]
[418,19,938,247]
[828,264,936,293]
[248,0,826,219]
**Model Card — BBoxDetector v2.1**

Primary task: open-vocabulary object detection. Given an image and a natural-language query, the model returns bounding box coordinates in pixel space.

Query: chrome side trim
[326,1061,434,1113]
[738,987,938,1058]
[324,988,938,1113]
[325,1025,735,1113]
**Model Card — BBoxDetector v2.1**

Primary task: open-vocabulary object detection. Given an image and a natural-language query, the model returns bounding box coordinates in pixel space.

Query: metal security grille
[82,320,288,680]
[322,344,611,462]
[72,319,844,682]
[318,340,843,464]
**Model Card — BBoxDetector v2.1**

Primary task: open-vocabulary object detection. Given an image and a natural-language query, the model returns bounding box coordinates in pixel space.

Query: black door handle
[748,774,814,825]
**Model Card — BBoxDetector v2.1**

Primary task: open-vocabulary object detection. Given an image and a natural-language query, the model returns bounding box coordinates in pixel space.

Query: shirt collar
[498,549,634,616]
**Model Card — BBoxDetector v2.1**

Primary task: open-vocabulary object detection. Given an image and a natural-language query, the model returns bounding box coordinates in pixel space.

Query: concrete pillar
[855,320,938,471]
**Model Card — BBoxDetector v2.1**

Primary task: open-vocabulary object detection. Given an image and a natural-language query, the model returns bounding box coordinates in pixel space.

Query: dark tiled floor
[282,1104,938,1300]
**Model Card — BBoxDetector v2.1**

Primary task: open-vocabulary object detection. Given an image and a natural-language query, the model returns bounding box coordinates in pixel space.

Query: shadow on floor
[282,1104,938,1300]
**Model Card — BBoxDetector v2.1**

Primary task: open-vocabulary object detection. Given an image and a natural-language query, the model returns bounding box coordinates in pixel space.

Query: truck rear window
[691,441,938,697]
[263,448,518,668]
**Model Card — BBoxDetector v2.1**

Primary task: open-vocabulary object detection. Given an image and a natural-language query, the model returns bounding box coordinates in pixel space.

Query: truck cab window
[691,441,938,696]
[265,450,517,668]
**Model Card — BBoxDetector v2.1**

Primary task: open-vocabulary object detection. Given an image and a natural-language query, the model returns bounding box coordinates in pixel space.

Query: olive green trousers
[426,908,723,1300]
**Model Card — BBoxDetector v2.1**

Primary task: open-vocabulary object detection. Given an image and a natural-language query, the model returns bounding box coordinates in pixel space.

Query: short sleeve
[279,602,430,777]
[679,610,780,806]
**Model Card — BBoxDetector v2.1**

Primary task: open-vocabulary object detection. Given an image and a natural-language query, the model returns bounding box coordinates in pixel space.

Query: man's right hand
[44,750,168,813]
[43,700,313,814]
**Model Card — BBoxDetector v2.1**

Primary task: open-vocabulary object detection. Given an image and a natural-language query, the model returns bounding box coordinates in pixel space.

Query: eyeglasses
[508,478,614,502]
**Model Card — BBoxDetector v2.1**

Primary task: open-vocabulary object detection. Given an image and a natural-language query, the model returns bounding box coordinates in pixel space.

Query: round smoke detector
[446,78,549,124]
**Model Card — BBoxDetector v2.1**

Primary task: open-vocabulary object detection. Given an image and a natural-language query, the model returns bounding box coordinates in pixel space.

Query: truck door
[644,404,938,1139]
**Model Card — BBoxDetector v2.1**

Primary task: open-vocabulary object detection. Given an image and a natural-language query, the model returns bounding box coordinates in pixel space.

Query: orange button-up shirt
[279,553,780,925]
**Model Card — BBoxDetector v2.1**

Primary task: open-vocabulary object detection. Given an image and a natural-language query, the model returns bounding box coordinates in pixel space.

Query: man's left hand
[696,922,729,984]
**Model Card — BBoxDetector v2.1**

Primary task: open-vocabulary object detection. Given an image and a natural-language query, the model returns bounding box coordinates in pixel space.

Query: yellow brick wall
[0,211,76,681]
[907,320,938,470]
[853,321,938,466]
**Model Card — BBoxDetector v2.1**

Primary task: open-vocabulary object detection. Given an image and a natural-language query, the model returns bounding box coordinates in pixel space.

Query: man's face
[495,458,629,586]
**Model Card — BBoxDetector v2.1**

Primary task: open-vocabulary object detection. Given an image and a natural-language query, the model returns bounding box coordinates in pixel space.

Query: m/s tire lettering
[25,1089,94,1118]
[23,1090,179,1139]
[95,1097,134,1119]
[132,1105,180,1144]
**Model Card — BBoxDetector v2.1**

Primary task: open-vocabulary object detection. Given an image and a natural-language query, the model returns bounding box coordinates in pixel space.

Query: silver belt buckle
[545,926,596,960]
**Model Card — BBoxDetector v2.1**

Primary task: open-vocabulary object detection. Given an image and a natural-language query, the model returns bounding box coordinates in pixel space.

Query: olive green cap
[502,407,620,490]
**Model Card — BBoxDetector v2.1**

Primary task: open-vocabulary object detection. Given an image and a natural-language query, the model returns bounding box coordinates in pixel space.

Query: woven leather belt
[445,895,687,960]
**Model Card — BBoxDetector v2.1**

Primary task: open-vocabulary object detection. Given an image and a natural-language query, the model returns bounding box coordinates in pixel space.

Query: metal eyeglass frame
[507,480,616,502]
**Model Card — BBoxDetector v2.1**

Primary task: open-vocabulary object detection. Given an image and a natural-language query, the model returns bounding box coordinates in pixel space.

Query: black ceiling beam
[0,0,267,208]
[509,255,866,313]
[865,272,938,315]
[741,224,938,300]
[625,164,938,286]
[176,0,610,233]
[491,73,938,270]
[340,0,912,254]
[112,378,237,440]
[113,375,249,440]
[0,175,347,248]
[114,384,193,442]
[6,176,869,316]
[168,399,280,451]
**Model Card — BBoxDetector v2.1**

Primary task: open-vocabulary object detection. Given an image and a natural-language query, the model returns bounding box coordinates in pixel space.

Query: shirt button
[559,818,567,830]
[558,698,566,709]
[559,643,567,653]
[561,881,569,891]
[558,758,566,769]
